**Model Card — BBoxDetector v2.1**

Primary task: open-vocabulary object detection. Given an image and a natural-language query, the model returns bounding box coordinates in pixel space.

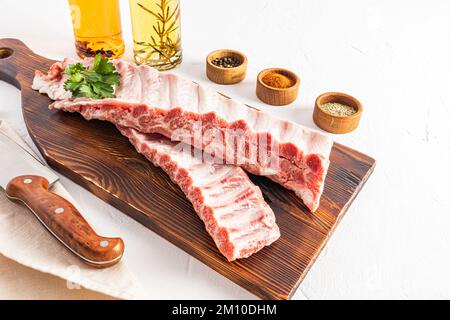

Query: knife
[0,131,124,268]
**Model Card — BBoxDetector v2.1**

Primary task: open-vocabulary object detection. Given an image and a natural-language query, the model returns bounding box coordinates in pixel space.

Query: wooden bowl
[313,92,363,134]
[256,68,300,106]
[206,49,248,84]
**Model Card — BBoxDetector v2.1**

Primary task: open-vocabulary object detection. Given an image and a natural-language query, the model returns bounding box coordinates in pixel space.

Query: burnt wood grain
[0,38,376,300]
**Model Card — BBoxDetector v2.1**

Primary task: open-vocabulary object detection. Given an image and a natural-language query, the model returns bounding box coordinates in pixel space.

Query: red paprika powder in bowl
[256,68,300,106]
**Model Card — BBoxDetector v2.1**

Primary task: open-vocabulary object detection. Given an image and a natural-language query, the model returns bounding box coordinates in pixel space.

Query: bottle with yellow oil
[129,0,182,70]
[68,0,125,58]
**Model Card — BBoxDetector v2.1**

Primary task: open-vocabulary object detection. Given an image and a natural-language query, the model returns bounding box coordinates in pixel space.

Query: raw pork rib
[33,58,333,211]
[117,126,280,261]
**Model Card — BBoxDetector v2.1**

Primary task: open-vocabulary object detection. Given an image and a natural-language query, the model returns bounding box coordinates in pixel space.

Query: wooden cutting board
[0,38,375,300]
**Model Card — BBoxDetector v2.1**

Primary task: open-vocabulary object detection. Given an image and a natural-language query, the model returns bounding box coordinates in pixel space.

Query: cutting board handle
[6,175,125,268]
[0,38,52,89]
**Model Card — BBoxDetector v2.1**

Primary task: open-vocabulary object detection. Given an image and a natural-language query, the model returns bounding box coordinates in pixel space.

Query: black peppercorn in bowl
[206,49,248,84]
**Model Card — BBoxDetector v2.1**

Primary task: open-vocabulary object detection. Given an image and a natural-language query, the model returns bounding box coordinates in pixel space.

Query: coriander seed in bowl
[313,92,363,134]
[319,102,357,117]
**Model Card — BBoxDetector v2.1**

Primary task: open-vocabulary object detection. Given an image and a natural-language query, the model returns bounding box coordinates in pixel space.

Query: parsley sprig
[63,54,121,99]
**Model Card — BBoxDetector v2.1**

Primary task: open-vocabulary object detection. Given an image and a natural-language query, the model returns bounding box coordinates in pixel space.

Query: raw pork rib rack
[33,58,333,211]
[117,127,280,261]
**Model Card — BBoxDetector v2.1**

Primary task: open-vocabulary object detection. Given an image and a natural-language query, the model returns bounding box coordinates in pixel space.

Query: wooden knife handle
[5,175,124,268]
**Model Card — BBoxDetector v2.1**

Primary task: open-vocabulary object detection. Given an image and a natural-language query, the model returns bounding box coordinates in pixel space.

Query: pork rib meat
[33,58,333,211]
[117,127,280,261]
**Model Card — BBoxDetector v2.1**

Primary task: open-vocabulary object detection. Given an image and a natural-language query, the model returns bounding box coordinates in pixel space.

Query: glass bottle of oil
[129,0,182,70]
[68,0,125,58]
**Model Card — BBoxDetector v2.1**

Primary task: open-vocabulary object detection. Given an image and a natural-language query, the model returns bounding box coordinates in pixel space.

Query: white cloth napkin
[0,120,146,299]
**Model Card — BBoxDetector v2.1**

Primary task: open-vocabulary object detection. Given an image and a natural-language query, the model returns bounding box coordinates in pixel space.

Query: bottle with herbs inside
[68,0,125,59]
[129,0,182,70]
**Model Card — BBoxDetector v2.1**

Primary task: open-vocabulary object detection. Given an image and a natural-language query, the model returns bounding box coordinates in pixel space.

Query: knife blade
[0,131,59,189]
[0,132,124,268]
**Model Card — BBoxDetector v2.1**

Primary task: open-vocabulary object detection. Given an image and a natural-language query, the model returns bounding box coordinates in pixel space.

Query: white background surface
[0,0,449,299]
